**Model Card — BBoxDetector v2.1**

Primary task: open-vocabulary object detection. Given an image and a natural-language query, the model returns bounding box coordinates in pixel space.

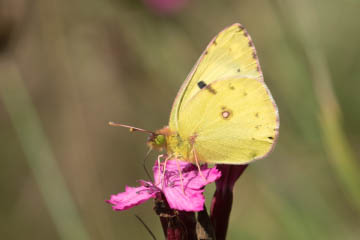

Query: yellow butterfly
[111,23,279,166]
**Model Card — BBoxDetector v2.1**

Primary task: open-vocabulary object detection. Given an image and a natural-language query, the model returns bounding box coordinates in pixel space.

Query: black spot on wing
[268,136,274,140]
[197,81,207,89]
[198,81,217,94]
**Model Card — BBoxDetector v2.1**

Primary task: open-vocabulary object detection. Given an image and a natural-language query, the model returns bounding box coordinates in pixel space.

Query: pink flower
[107,159,221,212]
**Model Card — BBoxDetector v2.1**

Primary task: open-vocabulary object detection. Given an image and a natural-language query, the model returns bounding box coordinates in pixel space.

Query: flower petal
[183,165,222,189]
[163,184,205,211]
[106,185,157,211]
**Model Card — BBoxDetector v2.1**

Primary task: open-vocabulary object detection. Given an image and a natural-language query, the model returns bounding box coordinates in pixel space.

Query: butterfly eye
[154,134,166,146]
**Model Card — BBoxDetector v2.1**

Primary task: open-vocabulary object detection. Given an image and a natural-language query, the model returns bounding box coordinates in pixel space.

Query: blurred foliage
[0,0,360,239]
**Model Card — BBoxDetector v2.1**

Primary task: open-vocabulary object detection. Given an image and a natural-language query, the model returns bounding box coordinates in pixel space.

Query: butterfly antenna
[135,215,157,240]
[142,148,153,180]
[108,122,155,134]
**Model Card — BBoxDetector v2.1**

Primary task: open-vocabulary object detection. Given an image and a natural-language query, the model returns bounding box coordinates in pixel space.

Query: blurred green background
[1,0,360,239]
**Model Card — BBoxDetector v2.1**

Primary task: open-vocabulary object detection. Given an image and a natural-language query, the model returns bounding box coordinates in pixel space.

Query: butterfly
[110,23,279,166]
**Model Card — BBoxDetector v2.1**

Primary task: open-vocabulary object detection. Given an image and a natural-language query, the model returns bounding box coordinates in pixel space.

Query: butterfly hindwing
[177,77,278,164]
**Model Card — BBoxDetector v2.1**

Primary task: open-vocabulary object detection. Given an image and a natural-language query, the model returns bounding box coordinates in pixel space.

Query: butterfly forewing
[169,23,262,131]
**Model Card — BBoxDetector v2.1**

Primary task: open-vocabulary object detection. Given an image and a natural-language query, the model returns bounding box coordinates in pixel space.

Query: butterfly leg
[175,159,185,195]
[193,148,207,183]
[157,154,164,184]
[161,155,171,188]
[157,154,164,170]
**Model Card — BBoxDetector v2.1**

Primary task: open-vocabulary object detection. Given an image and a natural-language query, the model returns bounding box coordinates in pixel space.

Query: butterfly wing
[177,77,279,164]
[169,23,262,131]
[168,23,279,164]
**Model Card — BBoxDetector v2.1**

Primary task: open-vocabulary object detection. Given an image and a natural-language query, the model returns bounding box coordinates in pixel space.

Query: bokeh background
[1,0,360,239]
